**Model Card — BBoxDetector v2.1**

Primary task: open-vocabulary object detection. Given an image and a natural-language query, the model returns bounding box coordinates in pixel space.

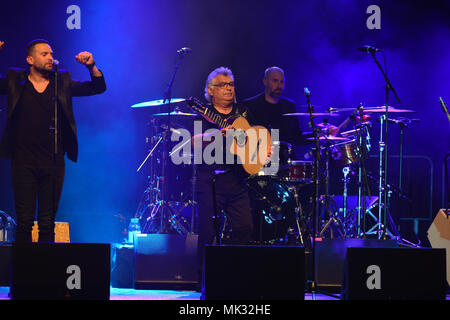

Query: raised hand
[0,41,5,51]
[75,51,95,67]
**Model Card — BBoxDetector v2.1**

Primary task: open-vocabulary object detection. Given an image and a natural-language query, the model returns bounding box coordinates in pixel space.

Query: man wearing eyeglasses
[192,67,257,288]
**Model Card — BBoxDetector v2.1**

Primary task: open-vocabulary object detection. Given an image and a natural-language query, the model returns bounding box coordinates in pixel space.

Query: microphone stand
[304,90,340,300]
[304,90,318,298]
[157,51,188,233]
[369,51,401,239]
[51,63,59,243]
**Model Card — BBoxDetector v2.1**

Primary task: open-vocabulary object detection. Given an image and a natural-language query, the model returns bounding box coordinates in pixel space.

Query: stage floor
[1,286,448,301]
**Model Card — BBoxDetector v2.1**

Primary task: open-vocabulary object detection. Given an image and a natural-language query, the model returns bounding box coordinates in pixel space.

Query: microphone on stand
[53,59,60,72]
[177,47,192,55]
[358,45,381,53]
[303,87,311,98]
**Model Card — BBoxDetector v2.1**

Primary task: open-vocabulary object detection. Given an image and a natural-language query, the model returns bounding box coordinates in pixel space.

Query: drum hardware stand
[367,50,402,240]
[318,143,345,238]
[341,166,350,235]
[364,191,400,240]
[135,50,192,234]
[289,186,307,248]
[354,108,373,238]
[363,172,404,239]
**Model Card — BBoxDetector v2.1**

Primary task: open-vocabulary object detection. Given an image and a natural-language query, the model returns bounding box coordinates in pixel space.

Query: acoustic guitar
[186,97,271,175]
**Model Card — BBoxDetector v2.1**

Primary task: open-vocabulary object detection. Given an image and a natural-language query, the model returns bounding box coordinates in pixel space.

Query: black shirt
[192,103,255,185]
[244,93,304,146]
[11,78,65,166]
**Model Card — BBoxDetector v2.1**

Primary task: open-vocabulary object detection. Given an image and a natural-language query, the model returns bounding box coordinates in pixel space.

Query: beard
[33,62,53,74]
[270,89,283,98]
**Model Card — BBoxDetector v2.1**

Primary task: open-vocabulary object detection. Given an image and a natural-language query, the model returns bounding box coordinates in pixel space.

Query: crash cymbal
[153,111,197,117]
[130,98,185,109]
[363,106,416,113]
[283,112,339,116]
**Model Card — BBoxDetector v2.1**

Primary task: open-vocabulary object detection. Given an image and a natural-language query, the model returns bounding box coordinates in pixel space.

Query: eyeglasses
[211,82,235,89]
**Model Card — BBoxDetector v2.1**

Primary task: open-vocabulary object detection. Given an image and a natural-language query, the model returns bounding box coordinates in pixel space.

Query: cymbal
[283,112,339,116]
[363,106,416,113]
[130,98,185,109]
[317,122,335,128]
[306,135,350,141]
[153,111,197,117]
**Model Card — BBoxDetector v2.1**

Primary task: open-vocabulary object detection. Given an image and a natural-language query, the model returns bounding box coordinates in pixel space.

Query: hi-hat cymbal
[131,98,185,109]
[153,111,197,117]
[283,112,339,116]
[363,106,415,113]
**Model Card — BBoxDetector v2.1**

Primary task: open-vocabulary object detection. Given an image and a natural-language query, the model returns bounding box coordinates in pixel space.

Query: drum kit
[132,98,198,235]
[130,96,418,248]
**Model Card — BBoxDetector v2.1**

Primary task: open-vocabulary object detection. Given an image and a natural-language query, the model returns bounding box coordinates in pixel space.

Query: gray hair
[204,66,235,102]
[264,66,285,80]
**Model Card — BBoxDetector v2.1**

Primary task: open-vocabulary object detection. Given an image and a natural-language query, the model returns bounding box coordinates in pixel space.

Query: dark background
[0,0,449,244]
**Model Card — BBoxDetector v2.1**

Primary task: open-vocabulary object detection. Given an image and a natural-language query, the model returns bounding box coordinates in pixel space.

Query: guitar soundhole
[235,130,247,147]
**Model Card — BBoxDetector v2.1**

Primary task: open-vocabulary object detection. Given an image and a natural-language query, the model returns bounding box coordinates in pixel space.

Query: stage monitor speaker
[342,247,447,300]
[134,233,198,290]
[204,245,305,300]
[427,209,450,287]
[110,243,134,289]
[11,243,110,300]
[0,244,12,286]
[315,238,398,290]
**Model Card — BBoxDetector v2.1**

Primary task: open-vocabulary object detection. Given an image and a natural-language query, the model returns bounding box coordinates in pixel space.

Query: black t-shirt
[11,78,65,166]
[244,93,304,146]
[192,103,255,185]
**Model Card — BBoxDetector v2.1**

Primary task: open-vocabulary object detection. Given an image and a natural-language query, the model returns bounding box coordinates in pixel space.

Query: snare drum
[288,160,314,183]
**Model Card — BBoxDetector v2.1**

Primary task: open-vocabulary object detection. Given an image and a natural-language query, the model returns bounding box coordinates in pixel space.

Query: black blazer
[0,67,106,162]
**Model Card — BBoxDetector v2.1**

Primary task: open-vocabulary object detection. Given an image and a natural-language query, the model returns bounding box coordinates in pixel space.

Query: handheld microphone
[177,47,192,55]
[358,45,381,53]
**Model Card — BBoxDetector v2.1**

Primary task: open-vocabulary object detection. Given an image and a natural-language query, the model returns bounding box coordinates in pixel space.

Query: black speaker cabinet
[134,233,198,290]
[0,244,12,286]
[11,243,110,300]
[204,245,305,300]
[342,247,447,300]
[315,238,398,289]
[110,244,134,289]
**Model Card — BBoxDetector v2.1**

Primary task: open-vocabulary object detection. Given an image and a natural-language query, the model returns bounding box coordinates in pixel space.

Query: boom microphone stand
[303,88,339,300]
[155,47,191,233]
[366,49,402,239]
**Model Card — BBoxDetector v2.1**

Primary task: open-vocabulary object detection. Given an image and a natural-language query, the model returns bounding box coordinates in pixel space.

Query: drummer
[244,66,339,169]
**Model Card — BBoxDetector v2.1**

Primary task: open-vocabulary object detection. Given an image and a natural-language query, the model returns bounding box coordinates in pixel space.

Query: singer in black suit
[0,39,106,242]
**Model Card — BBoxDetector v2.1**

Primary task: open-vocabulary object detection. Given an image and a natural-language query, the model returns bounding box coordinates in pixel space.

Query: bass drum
[246,175,297,243]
